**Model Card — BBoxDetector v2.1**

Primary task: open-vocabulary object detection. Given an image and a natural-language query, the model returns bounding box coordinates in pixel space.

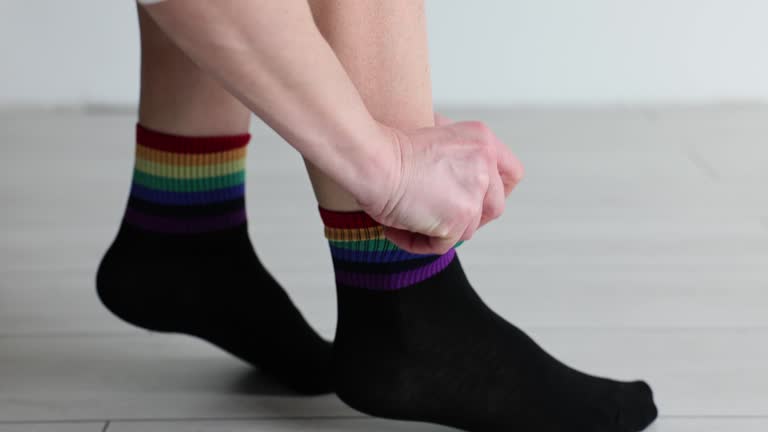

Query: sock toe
[615,380,658,431]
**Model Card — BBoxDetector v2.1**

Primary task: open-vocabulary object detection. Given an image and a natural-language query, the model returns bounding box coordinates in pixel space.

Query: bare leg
[306,0,433,210]
[137,6,249,135]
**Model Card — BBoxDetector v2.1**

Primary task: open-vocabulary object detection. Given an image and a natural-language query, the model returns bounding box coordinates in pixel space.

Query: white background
[2,0,768,107]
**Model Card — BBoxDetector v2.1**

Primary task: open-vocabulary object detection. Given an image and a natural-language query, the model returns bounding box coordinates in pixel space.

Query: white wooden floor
[1,106,767,431]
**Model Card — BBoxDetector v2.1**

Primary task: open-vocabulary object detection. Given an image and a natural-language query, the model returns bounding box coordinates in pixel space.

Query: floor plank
[0,334,352,422]
[105,417,768,432]
[2,261,768,338]
[0,424,105,432]
[647,418,768,432]
[0,329,766,422]
[107,418,456,432]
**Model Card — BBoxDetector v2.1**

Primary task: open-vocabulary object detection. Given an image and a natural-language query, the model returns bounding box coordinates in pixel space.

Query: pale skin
[138,0,524,254]
[304,0,435,210]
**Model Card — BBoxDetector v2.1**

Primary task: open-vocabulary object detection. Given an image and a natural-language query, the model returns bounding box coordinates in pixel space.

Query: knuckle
[483,201,501,221]
[471,121,491,136]
[476,123,495,145]
[473,170,490,187]
[464,120,486,131]
[490,202,504,219]
[465,135,485,150]
[469,140,495,164]
[462,121,492,143]
[457,203,476,221]
[435,226,451,239]
[481,143,496,161]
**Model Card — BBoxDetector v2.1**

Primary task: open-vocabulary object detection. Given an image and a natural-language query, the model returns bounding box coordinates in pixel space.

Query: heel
[95,243,181,333]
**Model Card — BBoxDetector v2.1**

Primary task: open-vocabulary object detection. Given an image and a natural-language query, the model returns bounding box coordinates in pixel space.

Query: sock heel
[332,345,411,421]
[96,243,186,333]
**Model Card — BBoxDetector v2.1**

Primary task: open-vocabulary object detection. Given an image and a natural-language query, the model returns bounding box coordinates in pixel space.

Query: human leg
[96,6,331,394]
[305,0,434,210]
[308,1,658,430]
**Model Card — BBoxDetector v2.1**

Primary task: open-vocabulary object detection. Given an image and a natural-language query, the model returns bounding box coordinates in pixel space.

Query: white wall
[0,1,139,107]
[2,0,768,107]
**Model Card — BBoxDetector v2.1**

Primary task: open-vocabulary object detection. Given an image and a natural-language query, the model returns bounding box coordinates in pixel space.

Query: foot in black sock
[322,209,658,431]
[96,125,331,394]
[98,224,332,394]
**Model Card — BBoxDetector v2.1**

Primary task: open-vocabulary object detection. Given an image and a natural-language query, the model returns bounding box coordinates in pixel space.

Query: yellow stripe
[135,144,246,166]
[325,225,385,242]
[134,157,245,179]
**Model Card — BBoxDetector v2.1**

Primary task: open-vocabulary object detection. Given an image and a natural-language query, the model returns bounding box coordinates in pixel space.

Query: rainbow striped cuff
[123,125,250,234]
[320,208,457,291]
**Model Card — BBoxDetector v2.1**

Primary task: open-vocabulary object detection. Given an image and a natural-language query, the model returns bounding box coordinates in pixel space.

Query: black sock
[96,125,331,394]
[321,208,658,431]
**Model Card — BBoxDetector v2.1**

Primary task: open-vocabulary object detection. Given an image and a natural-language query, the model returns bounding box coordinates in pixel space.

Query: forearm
[142,0,391,202]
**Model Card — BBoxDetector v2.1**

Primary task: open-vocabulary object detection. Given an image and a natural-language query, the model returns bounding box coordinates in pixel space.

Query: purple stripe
[124,207,246,233]
[130,183,245,205]
[335,249,456,291]
[329,245,434,263]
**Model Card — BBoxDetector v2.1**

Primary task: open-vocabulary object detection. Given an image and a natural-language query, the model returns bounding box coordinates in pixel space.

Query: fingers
[424,236,459,255]
[384,226,456,255]
[459,205,483,241]
[452,120,509,227]
[498,144,524,196]
[381,226,418,252]
[450,120,524,197]
[484,130,523,197]
[479,168,506,227]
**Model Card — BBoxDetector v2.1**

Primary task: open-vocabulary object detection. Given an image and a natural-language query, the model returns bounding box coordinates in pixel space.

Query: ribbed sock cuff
[319,207,456,290]
[123,124,251,234]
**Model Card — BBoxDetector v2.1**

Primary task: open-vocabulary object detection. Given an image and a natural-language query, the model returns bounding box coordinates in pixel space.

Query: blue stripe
[129,183,245,205]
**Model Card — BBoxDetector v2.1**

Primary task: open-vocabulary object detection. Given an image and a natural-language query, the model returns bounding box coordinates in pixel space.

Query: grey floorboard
[106,418,768,432]
[0,329,766,421]
[2,262,768,337]
[107,418,456,431]
[0,424,105,432]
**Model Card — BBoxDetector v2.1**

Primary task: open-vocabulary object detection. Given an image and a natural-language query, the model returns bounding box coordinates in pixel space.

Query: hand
[359,117,524,254]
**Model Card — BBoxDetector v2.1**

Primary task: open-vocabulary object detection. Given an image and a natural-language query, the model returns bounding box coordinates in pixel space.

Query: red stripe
[136,124,250,154]
[318,207,380,229]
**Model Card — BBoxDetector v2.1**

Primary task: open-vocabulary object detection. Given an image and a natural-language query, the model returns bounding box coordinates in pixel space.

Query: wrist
[335,122,401,215]
[290,110,403,216]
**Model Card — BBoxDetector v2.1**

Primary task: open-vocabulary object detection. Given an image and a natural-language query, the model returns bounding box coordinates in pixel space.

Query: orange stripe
[136,144,246,166]
[325,225,385,242]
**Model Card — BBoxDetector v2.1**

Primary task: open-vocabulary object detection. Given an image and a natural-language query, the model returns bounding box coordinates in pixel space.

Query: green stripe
[329,238,399,252]
[134,157,245,179]
[329,238,464,251]
[132,169,245,192]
